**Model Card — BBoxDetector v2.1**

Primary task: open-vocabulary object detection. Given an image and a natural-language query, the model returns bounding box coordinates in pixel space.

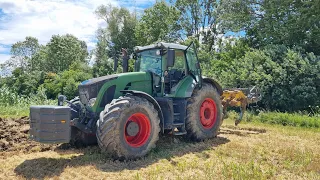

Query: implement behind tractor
[29,42,260,159]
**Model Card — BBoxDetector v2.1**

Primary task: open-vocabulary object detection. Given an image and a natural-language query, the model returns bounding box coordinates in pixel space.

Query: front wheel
[68,97,97,147]
[186,83,223,141]
[96,95,160,159]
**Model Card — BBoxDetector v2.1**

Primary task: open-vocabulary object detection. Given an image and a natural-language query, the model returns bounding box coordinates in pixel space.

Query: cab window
[171,50,185,71]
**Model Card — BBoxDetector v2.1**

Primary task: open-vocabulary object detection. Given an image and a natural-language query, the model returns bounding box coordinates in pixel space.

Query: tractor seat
[152,73,161,93]
[169,69,183,83]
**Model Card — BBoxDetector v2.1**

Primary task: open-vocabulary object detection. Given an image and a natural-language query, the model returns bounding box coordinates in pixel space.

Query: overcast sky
[0,0,155,63]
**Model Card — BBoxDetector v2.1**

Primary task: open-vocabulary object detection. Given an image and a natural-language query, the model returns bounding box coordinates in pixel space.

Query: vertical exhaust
[114,58,118,72]
[122,48,129,73]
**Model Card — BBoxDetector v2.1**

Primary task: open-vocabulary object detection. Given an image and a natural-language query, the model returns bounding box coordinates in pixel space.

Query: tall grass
[239,111,320,128]
[0,86,55,117]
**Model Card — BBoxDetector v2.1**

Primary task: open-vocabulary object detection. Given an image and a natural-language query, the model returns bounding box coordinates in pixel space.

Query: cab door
[186,42,202,87]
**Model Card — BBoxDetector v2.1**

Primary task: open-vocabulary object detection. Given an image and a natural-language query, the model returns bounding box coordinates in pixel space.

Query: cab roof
[134,42,188,53]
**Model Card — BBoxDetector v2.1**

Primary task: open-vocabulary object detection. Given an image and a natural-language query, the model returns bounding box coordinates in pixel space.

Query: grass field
[1,117,319,180]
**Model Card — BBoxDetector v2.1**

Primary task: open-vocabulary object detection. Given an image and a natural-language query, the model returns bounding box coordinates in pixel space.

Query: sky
[0,0,155,63]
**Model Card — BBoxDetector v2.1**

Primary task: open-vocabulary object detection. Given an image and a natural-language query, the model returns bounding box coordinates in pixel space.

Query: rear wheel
[96,95,160,159]
[186,83,223,141]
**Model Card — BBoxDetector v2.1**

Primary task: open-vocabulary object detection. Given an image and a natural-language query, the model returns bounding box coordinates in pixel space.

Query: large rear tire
[186,83,223,141]
[96,95,160,159]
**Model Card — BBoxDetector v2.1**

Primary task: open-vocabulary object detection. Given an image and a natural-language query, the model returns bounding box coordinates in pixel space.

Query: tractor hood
[78,72,152,112]
[80,74,118,86]
[78,74,118,105]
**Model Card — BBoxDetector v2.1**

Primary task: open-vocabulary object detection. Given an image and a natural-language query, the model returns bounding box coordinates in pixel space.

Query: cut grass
[229,111,320,129]
[1,118,319,180]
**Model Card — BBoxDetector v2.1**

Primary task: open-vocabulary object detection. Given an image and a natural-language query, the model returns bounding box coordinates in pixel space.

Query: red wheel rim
[124,113,151,147]
[199,98,217,129]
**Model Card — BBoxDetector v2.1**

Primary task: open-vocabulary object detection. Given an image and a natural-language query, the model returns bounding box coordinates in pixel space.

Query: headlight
[88,98,96,107]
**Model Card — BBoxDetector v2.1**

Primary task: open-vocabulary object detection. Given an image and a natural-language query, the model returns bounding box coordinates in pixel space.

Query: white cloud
[0,0,117,49]
[0,53,10,63]
[0,0,156,63]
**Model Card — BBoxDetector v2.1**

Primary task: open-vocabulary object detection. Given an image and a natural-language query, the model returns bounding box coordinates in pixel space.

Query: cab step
[173,122,184,127]
[173,131,187,136]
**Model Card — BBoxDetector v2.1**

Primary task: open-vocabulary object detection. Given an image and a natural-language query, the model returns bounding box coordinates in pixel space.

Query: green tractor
[30,42,226,159]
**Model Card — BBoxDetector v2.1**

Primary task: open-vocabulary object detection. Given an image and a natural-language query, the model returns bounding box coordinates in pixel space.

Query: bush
[204,42,320,112]
[240,111,320,128]
[42,66,92,99]
[0,86,55,117]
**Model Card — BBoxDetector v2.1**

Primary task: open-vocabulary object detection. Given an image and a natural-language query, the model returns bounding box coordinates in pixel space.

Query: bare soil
[0,117,57,156]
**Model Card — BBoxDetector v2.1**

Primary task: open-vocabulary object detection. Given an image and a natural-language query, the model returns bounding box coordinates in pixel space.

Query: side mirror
[167,49,175,67]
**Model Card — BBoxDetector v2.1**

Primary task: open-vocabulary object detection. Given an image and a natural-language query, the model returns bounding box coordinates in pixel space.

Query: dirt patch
[0,117,57,156]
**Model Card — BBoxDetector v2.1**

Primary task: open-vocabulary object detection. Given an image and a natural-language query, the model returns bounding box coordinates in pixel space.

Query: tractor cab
[133,42,202,97]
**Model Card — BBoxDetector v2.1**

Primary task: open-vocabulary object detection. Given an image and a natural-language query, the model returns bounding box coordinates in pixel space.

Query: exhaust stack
[122,48,129,73]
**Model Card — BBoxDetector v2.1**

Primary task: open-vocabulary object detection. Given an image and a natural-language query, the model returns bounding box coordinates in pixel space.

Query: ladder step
[173,131,187,136]
[173,122,184,126]
[174,113,180,116]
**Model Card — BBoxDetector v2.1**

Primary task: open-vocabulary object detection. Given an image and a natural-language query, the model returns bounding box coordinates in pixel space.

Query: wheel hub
[200,98,217,129]
[124,113,151,147]
[126,121,140,136]
[204,108,211,119]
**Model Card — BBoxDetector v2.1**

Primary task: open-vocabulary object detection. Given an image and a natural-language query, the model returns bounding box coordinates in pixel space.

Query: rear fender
[202,77,223,95]
[120,90,165,133]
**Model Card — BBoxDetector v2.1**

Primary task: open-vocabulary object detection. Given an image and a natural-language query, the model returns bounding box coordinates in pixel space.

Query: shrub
[242,111,320,128]
[0,86,55,117]
[205,42,320,112]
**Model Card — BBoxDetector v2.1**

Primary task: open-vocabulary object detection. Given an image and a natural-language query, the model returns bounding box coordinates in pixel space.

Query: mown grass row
[232,111,320,128]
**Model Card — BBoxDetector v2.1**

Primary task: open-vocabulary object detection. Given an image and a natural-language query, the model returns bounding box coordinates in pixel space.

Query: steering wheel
[169,69,184,80]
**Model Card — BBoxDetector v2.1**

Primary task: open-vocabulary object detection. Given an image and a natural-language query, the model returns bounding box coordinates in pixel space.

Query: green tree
[29,45,48,72]
[207,46,320,112]
[2,67,46,96]
[6,36,40,71]
[93,5,136,76]
[92,29,114,77]
[135,1,181,45]
[217,0,320,54]
[95,5,137,55]
[173,0,219,51]
[42,63,92,99]
[45,34,88,73]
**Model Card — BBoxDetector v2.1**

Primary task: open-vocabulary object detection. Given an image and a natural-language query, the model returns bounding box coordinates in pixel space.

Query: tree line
[0,0,319,112]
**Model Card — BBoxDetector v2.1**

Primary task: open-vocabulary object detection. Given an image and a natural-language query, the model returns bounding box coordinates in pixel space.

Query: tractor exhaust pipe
[122,48,129,73]
[114,58,118,72]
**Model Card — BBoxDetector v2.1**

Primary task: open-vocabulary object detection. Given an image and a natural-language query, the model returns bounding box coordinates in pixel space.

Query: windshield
[137,49,162,75]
